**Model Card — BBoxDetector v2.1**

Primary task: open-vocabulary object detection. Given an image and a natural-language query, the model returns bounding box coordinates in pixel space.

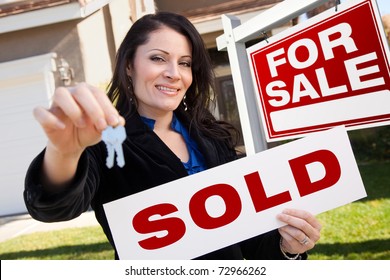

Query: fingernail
[276,213,284,219]
[108,114,120,127]
[96,117,107,130]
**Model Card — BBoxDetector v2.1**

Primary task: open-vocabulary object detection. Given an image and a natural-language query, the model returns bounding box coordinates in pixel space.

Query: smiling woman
[126,26,193,117]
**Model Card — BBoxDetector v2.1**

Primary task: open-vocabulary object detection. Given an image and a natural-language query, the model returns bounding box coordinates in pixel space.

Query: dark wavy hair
[107,11,239,148]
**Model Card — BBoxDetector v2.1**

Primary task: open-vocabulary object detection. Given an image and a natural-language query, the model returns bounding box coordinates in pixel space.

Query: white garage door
[0,53,56,216]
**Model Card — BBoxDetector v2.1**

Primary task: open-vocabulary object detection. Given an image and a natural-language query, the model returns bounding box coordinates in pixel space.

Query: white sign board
[104,126,366,259]
[247,0,390,141]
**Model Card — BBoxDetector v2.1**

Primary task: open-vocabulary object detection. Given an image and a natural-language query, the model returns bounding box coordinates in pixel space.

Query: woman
[24,12,321,259]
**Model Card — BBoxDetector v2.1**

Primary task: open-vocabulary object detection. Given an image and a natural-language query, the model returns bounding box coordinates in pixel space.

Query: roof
[181,0,283,23]
[0,0,77,18]
[0,0,109,34]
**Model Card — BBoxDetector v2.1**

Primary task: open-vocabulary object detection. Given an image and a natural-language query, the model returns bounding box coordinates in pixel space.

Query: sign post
[247,0,390,141]
[217,0,330,153]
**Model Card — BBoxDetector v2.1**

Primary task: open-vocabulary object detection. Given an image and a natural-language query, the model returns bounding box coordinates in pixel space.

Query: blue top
[140,114,206,175]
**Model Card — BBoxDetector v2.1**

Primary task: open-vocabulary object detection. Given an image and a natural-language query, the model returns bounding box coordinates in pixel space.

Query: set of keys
[102,125,127,168]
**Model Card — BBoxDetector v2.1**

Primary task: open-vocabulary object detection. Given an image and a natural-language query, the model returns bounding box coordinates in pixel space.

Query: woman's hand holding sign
[277,208,322,256]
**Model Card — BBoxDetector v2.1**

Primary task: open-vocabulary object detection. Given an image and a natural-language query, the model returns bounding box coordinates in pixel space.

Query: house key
[102,125,126,168]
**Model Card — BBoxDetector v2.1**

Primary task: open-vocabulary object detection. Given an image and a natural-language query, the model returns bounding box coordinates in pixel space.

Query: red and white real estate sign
[248,0,390,141]
[104,126,366,259]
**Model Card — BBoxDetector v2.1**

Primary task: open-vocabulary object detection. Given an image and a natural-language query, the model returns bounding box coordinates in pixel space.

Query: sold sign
[104,126,366,259]
[248,0,390,141]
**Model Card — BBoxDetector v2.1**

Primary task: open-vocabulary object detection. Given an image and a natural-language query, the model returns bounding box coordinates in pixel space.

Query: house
[0,0,142,216]
[0,0,289,216]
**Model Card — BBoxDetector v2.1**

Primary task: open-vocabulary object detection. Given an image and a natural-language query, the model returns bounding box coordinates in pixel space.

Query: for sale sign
[104,126,366,259]
[248,0,390,141]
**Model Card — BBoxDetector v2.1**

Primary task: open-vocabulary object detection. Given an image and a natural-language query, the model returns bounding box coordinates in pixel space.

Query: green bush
[349,126,390,162]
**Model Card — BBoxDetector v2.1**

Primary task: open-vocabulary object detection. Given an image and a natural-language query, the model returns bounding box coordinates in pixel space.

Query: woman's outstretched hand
[33,83,125,156]
[32,83,125,185]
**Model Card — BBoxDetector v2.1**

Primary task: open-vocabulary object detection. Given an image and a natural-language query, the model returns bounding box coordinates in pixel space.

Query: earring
[127,77,134,103]
[183,95,188,111]
[127,84,133,102]
[128,77,133,89]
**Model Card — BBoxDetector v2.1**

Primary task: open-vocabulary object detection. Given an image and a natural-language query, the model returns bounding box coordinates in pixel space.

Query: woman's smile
[155,84,180,95]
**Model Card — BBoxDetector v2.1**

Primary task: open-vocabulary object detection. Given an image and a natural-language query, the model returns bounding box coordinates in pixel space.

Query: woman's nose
[164,63,180,80]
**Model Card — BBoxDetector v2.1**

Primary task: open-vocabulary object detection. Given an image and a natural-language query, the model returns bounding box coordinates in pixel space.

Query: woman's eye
[151,56,165,62]
[180,61,192,67]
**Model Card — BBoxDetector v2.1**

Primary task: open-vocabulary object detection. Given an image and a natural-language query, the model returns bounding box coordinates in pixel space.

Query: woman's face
[127,26,193,118]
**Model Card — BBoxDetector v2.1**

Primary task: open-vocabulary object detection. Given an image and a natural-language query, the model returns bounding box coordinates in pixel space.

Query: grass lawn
[0,161,389,260]
[0,226,114,260]
[309,161,390,260]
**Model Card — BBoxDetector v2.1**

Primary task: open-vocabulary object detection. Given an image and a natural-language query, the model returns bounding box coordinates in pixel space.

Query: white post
[218,0,331,155]
[222,15,267,156]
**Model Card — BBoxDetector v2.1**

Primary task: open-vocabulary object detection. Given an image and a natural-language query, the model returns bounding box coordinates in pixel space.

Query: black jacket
[24,111,296,260]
